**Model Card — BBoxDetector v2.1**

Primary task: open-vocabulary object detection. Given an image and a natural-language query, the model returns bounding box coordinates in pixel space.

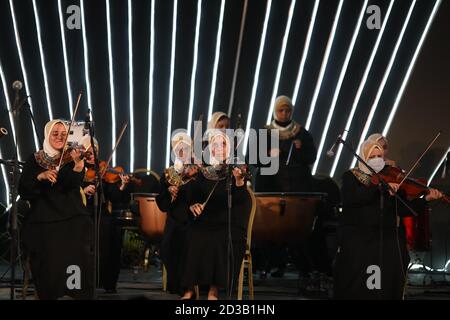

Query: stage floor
[1,263,450,300]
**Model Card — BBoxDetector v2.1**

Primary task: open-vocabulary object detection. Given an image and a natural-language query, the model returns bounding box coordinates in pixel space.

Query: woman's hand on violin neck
[83,184,96,196]
[388,182,400,196]
[70,149,85,172]
[232,167,245,187]
[168,186,179,200]
[119,174,131,190]
[425,188,443,202]
[190,203,204,217]
[37,169,58,183]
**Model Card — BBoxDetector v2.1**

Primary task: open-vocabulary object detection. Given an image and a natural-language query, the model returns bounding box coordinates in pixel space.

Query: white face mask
[367,157,385,173]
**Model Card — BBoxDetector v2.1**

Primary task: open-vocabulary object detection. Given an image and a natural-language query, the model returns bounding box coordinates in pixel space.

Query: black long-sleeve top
[19,153,89,223]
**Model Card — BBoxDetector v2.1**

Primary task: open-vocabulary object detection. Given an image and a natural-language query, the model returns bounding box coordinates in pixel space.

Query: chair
[237,185,257,300]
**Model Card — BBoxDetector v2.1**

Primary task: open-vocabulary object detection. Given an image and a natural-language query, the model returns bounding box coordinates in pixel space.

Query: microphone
[12,80,23,111]
[0,127,8,139]
[326,133,343,158]
[84,109,91,133]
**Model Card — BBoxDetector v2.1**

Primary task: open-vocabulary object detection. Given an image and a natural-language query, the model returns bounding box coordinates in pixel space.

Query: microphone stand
[15,96,42,150]
[226,163,233,299]
[85,110,103,299]
[5,89,24,300]
[336,136,418,298]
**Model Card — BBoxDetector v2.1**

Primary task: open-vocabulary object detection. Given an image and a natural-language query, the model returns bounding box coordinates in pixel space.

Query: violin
[371,166,450,205]
[85,161,143,186]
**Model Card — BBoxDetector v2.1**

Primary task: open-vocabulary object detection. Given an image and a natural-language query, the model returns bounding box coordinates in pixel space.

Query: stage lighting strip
[243,0,274,156]
[58,0,74,118]
[312,0,368,175]
[350,0,417,169]
[330,0,394,178]
[32,0,53,120]
[304,0,344,131]
[187,0,203,135]
[266,0,297,125]
[0,63,12,205]
[106,0,118,166]
[428,147,450,186]
[207,0,226,121]
[291,0,320,108]
[165,0,179,167]
[128,0,134,171]
[383,0,442,137]
[80,0,93,111]
[9,0,40,151]
[147,0,155,169]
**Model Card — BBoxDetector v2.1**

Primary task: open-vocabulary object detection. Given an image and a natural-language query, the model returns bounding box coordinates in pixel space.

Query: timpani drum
[132,193,166,242]
[252,192,325,246]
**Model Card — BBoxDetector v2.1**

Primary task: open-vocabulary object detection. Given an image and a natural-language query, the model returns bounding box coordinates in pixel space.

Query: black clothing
[180,170,250,290]
[333,169,427,299]
[156,172,193,294]
[19,154,94,299]
[254,126,317,192]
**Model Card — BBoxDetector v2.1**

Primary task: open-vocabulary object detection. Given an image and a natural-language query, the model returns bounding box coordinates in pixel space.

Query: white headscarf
[367,133,387,147]
[358,140,384,174]
[43,120,68,158]
[79,135,99,153]
[273,95,293,122]
[207,112,229,130]
[208,130,231,165]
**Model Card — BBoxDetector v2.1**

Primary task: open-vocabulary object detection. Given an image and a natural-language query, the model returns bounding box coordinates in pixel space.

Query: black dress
[82,177,123,292]
[254,124,317,192]
[156,170,193,295]
[333,169,427,299]
[19,153,94,300]
[180,168,250,291]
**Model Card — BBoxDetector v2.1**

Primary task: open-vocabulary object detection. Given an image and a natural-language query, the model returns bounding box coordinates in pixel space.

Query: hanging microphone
[84,109,91,132]
[12,80,23,91]
[12,80,23,111]
[326,132,344,158]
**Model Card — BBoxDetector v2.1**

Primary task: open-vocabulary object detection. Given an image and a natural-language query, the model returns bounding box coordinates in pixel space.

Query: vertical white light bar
[128,0,134,172]
[80,0,93,109]
[165,0,178,167]
[383,0,442,137]
[0,63,12,206]
[265,0,297,125]
[147,0,155,169]
[187,0,202,135]
[32,0,53,120]
[106,0,117,166]
[427,147,449,186]
[304,0,344,130]
[58,0,73,117]
[312,0,368,175]
[242,0,274,156]
[291,0,320,107]
[350,0,417,169]
[207,0,226,121]
[9,0,39,151]
[0,62,18,155]
[330,0,394,177]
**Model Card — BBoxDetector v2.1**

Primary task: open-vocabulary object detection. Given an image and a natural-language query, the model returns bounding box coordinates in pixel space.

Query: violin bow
[56,91,83,171]
[101,122,128,179]
[398,131,441,188]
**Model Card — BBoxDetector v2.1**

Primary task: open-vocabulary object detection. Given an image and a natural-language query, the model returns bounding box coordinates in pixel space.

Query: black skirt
[23,215,94,300]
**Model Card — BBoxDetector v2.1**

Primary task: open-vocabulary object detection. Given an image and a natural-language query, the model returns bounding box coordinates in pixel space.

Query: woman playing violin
[156,132,199,296]
[180,131,250,300]
[334,139,443,300]
[19,120,94,300]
